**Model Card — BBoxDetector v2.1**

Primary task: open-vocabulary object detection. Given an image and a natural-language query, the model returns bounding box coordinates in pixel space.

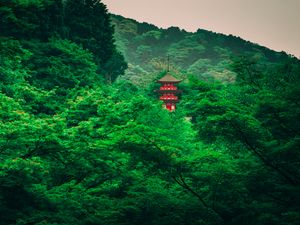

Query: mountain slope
[111,14,293,86]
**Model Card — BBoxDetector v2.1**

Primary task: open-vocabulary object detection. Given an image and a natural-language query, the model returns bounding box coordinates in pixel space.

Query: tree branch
[229,120,299,186]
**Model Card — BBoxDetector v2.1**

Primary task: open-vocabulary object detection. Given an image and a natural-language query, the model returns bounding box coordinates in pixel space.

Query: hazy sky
[102,0,300,58]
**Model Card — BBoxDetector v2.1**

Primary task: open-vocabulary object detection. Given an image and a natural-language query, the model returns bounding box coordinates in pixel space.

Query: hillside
[112,14,292,86]
[1,1,300,225]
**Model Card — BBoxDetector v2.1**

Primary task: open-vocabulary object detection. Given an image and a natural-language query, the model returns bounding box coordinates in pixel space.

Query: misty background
[102,0,300,58]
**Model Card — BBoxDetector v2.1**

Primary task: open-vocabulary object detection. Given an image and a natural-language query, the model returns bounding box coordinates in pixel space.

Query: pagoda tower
[157,74,182,111]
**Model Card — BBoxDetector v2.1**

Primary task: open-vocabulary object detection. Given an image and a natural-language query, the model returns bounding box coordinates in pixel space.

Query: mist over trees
[112,14,293,86]
[1,1,300,225]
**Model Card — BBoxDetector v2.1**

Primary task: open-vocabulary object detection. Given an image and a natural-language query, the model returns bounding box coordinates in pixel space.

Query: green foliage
[1,2,300,225]
[180,56,300,224]
[112,15,292,87]
[1,0,127,83]
[0,0,58,39]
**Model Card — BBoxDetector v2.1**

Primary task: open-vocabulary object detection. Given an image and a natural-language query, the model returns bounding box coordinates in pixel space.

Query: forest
[111,14,293,86]
[0,1,300,225]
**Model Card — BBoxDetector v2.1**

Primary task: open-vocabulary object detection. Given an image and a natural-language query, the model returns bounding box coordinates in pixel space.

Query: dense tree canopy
[112,15,292,87]
[1,1,300,225]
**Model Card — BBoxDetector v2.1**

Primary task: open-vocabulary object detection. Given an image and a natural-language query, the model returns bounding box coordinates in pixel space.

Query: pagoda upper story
[157,73,182,111]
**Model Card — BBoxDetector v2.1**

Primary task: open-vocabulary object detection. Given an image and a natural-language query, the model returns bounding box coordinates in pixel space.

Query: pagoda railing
[160,86,177,90]
[160,96,178,100]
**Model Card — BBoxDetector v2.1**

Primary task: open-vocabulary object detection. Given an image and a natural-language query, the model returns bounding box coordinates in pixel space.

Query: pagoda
[157,73,182,111]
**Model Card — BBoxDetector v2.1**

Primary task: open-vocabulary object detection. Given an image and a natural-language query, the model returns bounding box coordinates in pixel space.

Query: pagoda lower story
[156,74,181,112]
[160,94,178,111]
[163,100,177,111]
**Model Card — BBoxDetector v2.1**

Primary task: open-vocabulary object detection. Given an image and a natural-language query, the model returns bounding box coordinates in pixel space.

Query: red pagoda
[157,74,182,111]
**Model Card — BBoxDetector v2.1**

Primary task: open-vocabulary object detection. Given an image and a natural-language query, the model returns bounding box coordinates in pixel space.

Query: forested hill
[112,14,294,85]
[1,1,300,225]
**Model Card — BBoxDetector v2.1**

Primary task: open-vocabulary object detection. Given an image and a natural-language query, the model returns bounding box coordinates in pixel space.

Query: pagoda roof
[157,74,181,83]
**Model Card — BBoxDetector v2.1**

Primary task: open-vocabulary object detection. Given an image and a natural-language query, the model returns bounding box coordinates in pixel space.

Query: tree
[64,0,116,67]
